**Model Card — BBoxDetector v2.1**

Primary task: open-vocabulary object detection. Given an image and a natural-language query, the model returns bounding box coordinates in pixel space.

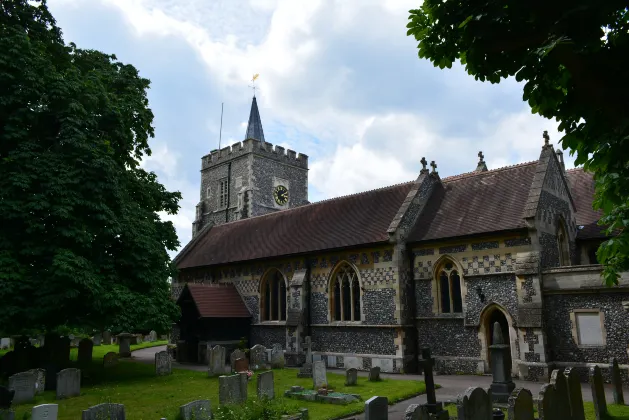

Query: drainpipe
[225,162,232,223]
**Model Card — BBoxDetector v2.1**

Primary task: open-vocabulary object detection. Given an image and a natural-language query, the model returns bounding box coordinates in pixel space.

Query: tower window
[330,262,361,321]
[206,187,212,199]
[260,269,287,322]
[437,259,463,313]
[219,179,229,208]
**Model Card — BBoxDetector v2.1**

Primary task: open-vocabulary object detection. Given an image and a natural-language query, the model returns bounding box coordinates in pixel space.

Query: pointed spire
[245,96,265,142]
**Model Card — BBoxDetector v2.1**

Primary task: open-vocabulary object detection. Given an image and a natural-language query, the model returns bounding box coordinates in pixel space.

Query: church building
[171,96,629,381]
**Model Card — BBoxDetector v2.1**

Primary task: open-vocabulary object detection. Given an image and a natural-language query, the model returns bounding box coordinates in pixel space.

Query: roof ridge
[566,166,584,173]
[442,160,538,182]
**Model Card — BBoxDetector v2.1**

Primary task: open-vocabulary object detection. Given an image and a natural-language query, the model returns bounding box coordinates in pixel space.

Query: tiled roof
[407,162,538,242]
[176,182,415,269]
[566,168,606,239]
[179,283,251,318]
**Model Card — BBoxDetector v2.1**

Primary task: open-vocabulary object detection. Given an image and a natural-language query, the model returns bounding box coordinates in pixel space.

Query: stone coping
[310,324,410,328]
[541,264,603,274]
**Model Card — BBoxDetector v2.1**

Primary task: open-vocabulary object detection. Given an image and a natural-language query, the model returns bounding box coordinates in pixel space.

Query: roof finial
[430,160,438,175]
[475,151,488,172]
[420,157,428,174]
[249,73,260,97]
[478,151,484,163]
[543,130,550,146]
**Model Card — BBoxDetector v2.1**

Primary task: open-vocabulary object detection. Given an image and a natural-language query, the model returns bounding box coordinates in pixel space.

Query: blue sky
[48,0,575,256]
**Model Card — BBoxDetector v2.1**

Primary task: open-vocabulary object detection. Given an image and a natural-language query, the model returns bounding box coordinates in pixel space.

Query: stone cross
[430,160,437,173]
[543,130,550,145]
[301,336,312,363]
[489,322,515,403]
[418,347,437,407]
[478,151,484,162]
[420,157,428,173]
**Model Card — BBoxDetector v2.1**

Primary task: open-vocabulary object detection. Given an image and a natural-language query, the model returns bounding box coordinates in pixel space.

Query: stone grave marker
[234,357,249,373]
[456,387,492,420]
[250,344,267,370]
[365,396,388,420]
[229,349,245,373]
[257,371,275,400]
[312,360,327,389]
[611,358,625,405]
[368,366,381,382]
[103,352,118,368]
[404,404,428,420]
[549,369,571,419]
[28,369,46,395]
[303,336,312,363]
[537,383,558,420]
[507,388,534,420]
[590,365,607,420]
[116,333,133,357]
[179,400,211,420]
[271,343,285,369]
[149,331,157,342]
[208,345,226,376]
[102,331,112,345]
[417,347,449,420]
[81,403,125,420]
[565,367,586,420]
[92,334,102,346]
[77,339,93,366]
[0,338,10,350]
[345,368,357,386]
[56,368,80,399]
[155,351,171,376]
[0,386,14,410]
[489,322,515,403]
[32,404,58,420]
[8,371,37,404]
[218,373,248,405]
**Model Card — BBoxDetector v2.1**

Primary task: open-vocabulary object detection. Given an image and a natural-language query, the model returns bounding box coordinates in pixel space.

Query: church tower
[192,97,309,237]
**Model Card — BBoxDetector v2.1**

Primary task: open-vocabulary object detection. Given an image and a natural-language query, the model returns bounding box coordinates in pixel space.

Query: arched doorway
[486,309,510,370]
[478,304,517,374]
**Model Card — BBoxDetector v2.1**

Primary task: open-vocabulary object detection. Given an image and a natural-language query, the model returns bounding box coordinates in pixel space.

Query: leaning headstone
[103,352,119,368]
[257,371,275,400]
[250,344,267,370]
[489,322,515,403]
[611,358,625,405]
[179,400,211,420]
[208,345,226,376]
[77,339,93,366]
[116,333,133,357]
[507,388,534,420]
[369,366,381,382]
[229,349,245,373]
[565,367,585,420]
[457,387,492,420]
[270,344,285,369]
[312,360,327,388]
[218,373,248,405]
[92,334,102,346]
[56,368,80,399]
[549,369,571,420]
[404,404,428,420]
[345,368,358,386]
[365,396,388,420]
[537,383,558,420]
[0,387,15,410]
[81,403,125,420]
[32,404,59,420]
[590,365,607,420]
[27,369,46,395]
[102,331,112,345]
[8,371,37,404]
[155,351,172,376]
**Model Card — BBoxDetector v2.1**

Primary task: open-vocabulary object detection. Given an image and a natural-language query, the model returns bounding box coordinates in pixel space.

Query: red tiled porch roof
[179,283,251,318]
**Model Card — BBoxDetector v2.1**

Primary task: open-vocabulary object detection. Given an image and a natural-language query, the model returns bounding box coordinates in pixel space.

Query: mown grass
[1,340,167,358]
[445,401,629,420]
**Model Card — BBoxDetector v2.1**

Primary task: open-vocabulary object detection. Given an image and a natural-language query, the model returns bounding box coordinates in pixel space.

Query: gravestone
[116,333,133,357]
[404,404,428,420]
[611,358,625,405]
[103,352,118,368]
[507,388,534,420]
[56,368,80,399]
[179,400,211,420]
[234,357,249,373]
[537,383,559,420]
[297,362,313,378]
[271,344,285,369]
[149,331,157,342]
[549,369,571,420]
[102,331,112,345]
[590,365,607,420]
[155,351,171,376]
[302,336,312,364]
[312,360,327,389]
[489,322,515,403]
[257,371,275,400]
[250,344,267,370]
[93,334,102,346]
[8,371,37,404]
[365,396,388,420]
[0,339,9,350]
[369,366,381,382]
[81,403,125,420]
[457,387,492,420]
[0,387,15,409]
[218,373,248,405]
[345,368,357,386]
[77,339,93,366]
[565,367,585,420]
[0,410,15,420]
[32,404,58,420]
[418,347,449,419]
[229,349,245,373]
[28,369,46,395]
[208,345,226,376]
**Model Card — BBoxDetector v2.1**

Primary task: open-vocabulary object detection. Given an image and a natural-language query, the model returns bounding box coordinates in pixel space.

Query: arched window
[557,222,571,266]
[260,269,287,321]
[330,262,361,321]
[437,260,463,313]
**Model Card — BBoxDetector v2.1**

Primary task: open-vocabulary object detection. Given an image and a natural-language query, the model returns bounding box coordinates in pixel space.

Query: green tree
[407,1,629,285]
[0,0,181,333]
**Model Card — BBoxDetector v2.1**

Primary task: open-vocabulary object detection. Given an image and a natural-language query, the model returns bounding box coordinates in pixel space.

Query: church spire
[244,96,265,142]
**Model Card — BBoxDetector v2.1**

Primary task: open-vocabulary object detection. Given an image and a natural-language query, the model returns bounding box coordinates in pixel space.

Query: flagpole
[218,102,224,150]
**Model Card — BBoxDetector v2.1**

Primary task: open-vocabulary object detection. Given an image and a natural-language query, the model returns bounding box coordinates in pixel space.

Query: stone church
[171,96,629,381]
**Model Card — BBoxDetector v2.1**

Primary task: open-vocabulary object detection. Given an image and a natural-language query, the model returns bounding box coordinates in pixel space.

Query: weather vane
[249,73,260,97]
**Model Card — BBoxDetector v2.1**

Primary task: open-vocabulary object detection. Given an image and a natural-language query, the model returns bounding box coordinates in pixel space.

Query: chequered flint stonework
[413,253,516,279]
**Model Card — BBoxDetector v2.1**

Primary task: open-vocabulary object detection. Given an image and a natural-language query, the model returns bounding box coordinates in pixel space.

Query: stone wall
[311,326,397,355]
[464,274,519,326]
[251,325,286,348]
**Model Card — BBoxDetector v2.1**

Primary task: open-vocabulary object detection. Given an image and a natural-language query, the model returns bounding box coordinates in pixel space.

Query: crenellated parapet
[201,138,308,170]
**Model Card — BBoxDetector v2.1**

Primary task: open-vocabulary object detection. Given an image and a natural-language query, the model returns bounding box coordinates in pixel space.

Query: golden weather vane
[249,73,260,97]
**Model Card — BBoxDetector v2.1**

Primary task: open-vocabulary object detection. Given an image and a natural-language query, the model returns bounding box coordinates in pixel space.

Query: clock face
[273,185,289,205]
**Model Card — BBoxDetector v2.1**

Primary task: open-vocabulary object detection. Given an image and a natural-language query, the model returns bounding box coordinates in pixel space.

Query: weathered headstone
[77,339,93,366]
[230,349,245,373]
[208,345,226,376]
[81,403,125,420]
[549,369,571,420]
[457,387,492,420]
[590,365,607,420]
[537,383,558,420]
[8,371,37,404]
[312,360,327,389]
[345,368,358,386]
[102,331,112,345]
[179,400,211,420]
[92,334,102,346]
[32,404,58,420]
[149,331,158,342]
[56,368,80,399]
[507,388,534,420]
[611,358,625,405]
[218,373,248,405]
[234,357,249,373]
[298,362,313,378]
[0,408,15,420]
[103,352,119,368]
[250,344,267,370]
[27,369,46,395]
[271,343,285,369]
[116,333,133,357]
[257,371,275,400]
[155,351,172,376]
[489,322,515,403]
[404,404,428,420]
[565,367,585,420]
[0,339,10,350]
[369,366,381,382]
[418,347,449,419]
[365,396,388,420]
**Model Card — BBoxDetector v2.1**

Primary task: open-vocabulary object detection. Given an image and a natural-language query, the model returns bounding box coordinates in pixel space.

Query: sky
[47,0,576,256]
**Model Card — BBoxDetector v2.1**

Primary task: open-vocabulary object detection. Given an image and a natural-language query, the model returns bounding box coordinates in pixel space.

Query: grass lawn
[12,353,425,420]
[445,401,629,420]
[0,340,168,358]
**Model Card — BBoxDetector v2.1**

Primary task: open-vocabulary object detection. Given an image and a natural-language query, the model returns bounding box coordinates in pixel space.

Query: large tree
[0,0,181,333]
[407,1,629,285]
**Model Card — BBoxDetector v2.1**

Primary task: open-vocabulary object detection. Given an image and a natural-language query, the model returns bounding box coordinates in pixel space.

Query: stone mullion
[270,278,275,321]
[349,275,355,321]
[340,276,345,321]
